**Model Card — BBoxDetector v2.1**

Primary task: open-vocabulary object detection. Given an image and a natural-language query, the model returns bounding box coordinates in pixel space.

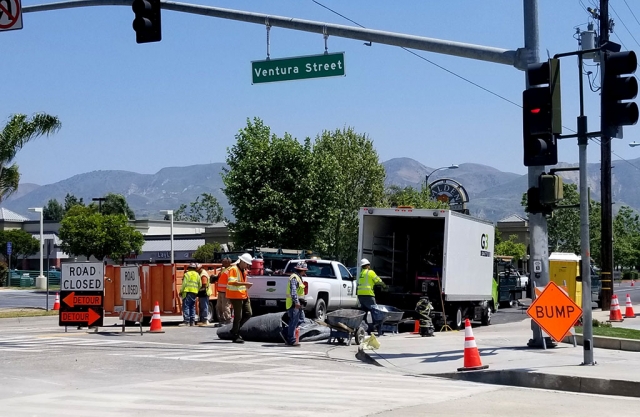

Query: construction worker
[215,257,232,326]
[226,253,254,343]
[197,264,212,326]
[180,263,200,326]
[284,261,307,346]
[358,258,387,332]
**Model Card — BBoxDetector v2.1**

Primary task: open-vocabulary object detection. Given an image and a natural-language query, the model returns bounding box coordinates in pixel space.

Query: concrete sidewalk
[327,314,640,397]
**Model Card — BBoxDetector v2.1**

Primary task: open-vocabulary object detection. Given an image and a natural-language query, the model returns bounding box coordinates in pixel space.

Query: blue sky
[4,0,640,185]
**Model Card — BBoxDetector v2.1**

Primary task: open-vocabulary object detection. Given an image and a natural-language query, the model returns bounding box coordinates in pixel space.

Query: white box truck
[357,207,495,329]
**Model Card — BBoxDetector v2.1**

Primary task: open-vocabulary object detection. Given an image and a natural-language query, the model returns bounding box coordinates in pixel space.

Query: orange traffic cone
[457,319,489,371]
[625,294,636,318]
[148,301,165,333]
[411,320,420,334]
[52,293,60,310]
[631,280,635,287]
[609,294,624,322]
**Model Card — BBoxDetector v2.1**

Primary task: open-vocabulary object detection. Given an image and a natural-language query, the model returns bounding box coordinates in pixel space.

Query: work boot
[287,342,301,347]
[189,322,195,327]
[198,321,209,326]
[232,336,245,344]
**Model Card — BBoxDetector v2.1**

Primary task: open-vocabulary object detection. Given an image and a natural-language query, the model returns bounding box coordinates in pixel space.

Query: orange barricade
[104,263,221,321]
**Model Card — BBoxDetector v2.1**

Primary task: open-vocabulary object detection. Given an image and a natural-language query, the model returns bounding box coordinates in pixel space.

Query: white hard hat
[237,253,253,265]
[360,258,370,267]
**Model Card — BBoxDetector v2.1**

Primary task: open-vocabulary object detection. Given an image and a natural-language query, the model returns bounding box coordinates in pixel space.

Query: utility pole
[600,0,613,312]
[524,0,550,348]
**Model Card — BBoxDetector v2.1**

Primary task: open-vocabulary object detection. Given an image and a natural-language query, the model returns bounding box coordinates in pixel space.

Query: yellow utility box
[549,252,582,304]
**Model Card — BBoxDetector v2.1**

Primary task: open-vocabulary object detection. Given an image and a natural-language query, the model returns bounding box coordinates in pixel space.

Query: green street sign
[252,52,345,84]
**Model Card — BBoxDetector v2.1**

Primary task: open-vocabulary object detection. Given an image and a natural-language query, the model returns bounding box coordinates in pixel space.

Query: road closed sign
[62,263,104,291]
[60,262,104,327]
[0,0,23,31]
[120,266,141,300]
[527,281,582,342]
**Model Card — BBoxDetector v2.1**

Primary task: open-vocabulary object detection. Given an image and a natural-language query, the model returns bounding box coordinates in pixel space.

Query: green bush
[592,319,612,328]
[622,270,640,280]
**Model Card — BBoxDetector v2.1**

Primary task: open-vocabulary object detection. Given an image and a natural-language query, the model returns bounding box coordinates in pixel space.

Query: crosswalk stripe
[0,365,496,417]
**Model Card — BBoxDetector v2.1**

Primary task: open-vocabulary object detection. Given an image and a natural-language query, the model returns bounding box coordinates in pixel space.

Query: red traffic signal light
[523,59,561,167]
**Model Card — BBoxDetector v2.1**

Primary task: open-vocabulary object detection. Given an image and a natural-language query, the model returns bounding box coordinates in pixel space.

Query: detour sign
[527,281,582,342]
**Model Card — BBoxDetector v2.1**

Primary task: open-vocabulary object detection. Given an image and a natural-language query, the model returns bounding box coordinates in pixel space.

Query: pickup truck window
[338,264,353,280]
[284,262,337,279]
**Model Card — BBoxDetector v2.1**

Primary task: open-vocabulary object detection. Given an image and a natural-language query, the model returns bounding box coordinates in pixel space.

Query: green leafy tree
[495,234,526,261]
[59,206,144,262]
[64,193,84,212]
[173,193,224,223]
[0,229,40,265]
[0,113,61,201]
[193,242,222,263]
[613,206,640,270]
[99,193,135,220]
[222,118,330,249]
[43,199,64,222]
[382,185,449,209]
[313,127,386,264]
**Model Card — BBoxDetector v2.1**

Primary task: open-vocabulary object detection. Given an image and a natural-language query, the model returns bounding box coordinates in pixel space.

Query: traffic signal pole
[599,0,613,312]
[523,0,550,349]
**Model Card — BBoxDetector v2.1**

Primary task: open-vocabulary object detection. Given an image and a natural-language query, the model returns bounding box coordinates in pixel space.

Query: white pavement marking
[0,335,130,352]
[0,365,497,416]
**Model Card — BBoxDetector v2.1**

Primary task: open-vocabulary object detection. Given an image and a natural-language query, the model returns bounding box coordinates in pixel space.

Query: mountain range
[4,157,640,223]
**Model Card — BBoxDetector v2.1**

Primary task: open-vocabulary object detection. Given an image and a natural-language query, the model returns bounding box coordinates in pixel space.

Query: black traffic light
[132,0,162,44]
[602,51,638,137]
[523,58,561,167]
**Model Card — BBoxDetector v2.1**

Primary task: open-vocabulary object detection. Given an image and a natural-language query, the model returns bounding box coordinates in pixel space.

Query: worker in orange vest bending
[225,253,254,343]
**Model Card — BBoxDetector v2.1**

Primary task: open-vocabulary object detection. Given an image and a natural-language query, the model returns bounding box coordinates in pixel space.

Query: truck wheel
[452,306,463,330]
[313,298,327,322]
[481,306,491,326]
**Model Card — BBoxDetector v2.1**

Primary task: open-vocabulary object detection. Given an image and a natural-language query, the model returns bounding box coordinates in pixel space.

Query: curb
[432,370,640,398]
[563,334,640,352]
[354,348,640,398]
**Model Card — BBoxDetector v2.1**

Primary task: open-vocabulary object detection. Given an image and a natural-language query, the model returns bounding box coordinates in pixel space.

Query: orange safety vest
[225,265,248,300]
[217,267,230,293]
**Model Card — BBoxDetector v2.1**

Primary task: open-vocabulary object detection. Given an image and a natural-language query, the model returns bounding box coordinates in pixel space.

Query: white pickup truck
[248,259,357,321]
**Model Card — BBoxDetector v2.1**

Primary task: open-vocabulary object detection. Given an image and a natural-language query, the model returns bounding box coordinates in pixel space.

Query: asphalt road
[1,316,639,416]
[0,290,56,310]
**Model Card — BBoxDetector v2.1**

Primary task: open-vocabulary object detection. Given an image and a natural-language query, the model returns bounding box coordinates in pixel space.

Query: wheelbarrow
[370,305,405,336]
[323,309,366,346]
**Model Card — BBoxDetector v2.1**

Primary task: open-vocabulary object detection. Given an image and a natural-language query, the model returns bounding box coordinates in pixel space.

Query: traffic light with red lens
[523,59,561,167]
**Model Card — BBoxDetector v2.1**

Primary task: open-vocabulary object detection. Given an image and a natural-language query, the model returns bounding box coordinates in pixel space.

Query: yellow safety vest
[181,270,200,295]
[357,269,382,296]
[286,274,306,309]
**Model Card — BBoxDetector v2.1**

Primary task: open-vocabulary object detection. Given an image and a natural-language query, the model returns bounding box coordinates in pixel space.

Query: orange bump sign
[527,281,582,342]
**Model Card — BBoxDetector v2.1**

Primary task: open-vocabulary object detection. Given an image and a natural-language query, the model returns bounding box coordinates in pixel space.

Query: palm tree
[0,113,61,201]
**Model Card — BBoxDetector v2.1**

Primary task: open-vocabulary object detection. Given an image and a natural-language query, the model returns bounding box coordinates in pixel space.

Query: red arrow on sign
[62,292,102,308]
[60,308,102,326]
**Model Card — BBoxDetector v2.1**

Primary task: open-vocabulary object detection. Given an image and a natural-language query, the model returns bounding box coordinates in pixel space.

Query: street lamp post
[28,207,45,290]
[160,210,174,264]
[425,164,459,189]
